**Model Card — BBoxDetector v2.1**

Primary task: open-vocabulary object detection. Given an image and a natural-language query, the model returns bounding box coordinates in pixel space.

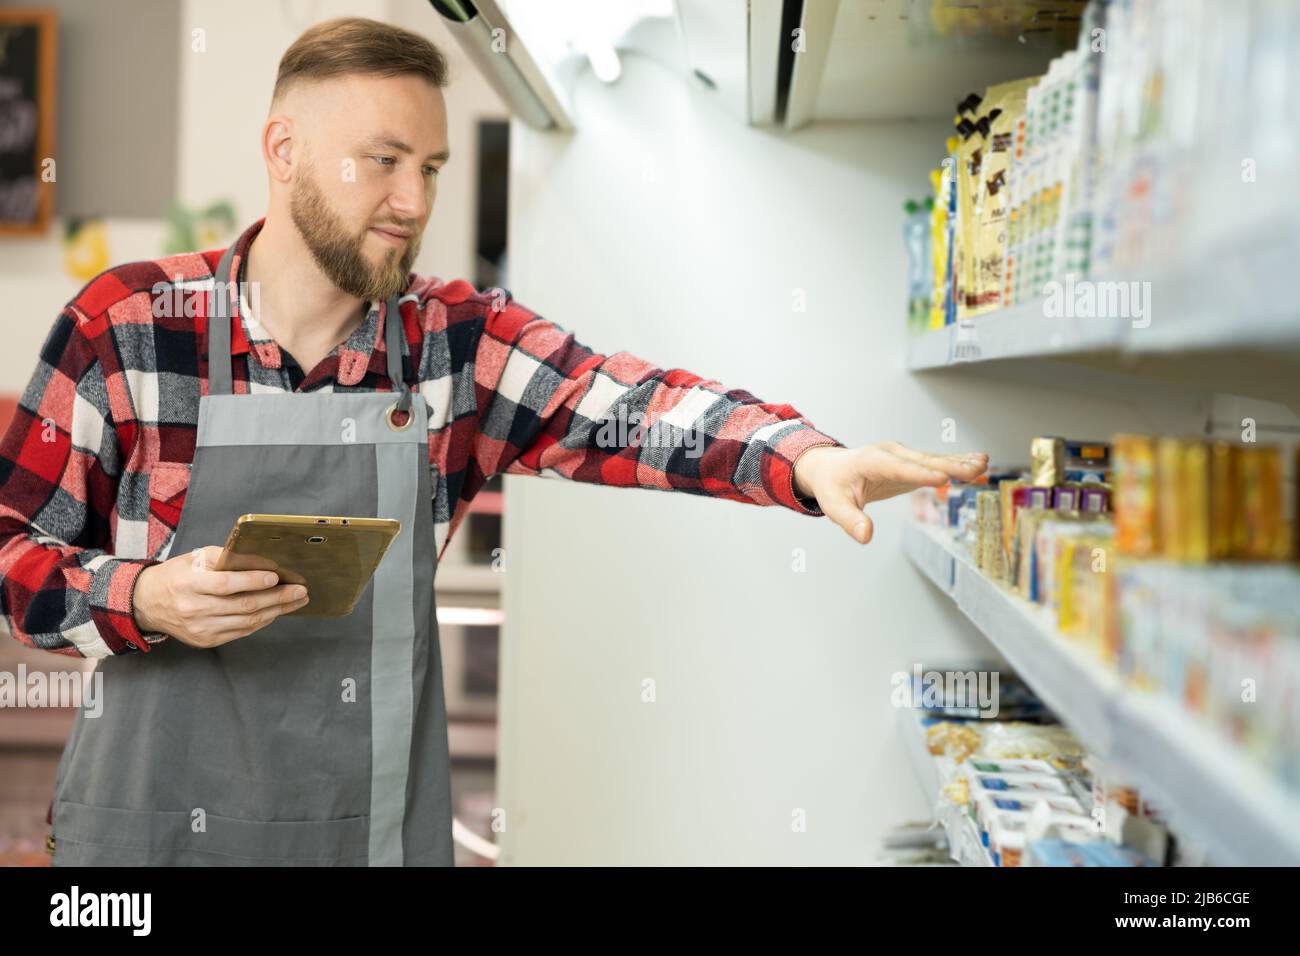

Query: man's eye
[372,156,396,167]
[424,165,440,178]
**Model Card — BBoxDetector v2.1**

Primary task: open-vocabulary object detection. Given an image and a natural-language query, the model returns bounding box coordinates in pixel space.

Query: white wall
[496,44,1213,864]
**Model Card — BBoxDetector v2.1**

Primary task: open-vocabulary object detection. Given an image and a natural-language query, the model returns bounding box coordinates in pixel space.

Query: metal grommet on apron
[46,240,453,866]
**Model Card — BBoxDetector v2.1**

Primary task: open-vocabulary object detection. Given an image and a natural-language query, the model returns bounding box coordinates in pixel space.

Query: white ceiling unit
[437,0,1083,131]
[679,0,1084,129]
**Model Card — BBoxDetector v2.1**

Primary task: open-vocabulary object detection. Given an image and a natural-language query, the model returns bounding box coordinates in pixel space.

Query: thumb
[820,488,874,544]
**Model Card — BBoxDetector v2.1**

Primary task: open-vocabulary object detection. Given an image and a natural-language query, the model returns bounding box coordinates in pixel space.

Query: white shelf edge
[903,520,1300,866]
[906,218,1300,372]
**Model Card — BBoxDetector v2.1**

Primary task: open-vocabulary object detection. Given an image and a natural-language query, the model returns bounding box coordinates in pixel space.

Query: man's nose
[388,171,430,222]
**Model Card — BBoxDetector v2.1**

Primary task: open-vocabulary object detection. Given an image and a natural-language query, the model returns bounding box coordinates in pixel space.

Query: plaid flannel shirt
[0,218,843,659]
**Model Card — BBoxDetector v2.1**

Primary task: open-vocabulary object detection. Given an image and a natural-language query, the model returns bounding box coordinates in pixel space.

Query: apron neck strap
[207,239,409,405]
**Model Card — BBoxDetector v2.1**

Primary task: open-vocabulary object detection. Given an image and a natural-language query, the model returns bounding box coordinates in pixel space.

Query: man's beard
[289,164,422,301]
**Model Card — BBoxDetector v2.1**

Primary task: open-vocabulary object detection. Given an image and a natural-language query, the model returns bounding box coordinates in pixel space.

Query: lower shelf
[903,520,1300,866]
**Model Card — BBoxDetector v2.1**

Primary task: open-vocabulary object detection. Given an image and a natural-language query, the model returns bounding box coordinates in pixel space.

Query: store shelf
[904,520,1300,866]
[899,708,992,867]
[907,302,1300,376]
[907,302,1125,370]
[906,222,1300,404]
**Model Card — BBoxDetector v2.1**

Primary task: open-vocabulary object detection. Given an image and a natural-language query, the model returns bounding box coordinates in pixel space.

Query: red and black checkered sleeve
[0,306,159,658]
[469,294,844,514]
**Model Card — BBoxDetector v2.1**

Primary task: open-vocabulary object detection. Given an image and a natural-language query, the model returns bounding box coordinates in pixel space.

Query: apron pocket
[52,800,371,866]
[146,461,191,561]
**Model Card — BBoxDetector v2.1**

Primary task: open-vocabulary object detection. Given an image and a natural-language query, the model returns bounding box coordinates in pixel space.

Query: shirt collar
[210,217,398,388]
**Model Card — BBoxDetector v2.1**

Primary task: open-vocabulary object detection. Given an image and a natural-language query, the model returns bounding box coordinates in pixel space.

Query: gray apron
[48,240,453,866]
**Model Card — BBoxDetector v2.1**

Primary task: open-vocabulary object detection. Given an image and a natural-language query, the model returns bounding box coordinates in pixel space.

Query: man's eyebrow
[361,135,450,163]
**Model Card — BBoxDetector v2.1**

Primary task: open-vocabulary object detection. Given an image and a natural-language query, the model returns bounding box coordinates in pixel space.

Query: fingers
[193,567,284,596]
[883,442,989,481]
[210,592,311,638]
[873,454,952,487]
[209,583,308,616]
[820,488,875,545]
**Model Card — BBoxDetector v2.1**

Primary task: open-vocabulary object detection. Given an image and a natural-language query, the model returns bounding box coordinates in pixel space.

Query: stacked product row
[904,0,1300,333]
[917,673,1171,867]
[913,435,1300,794]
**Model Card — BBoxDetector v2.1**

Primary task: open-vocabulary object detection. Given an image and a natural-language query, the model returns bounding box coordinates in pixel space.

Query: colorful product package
[988,810,1098,867]
[1113,433,1159,557]
[971,76,1039,315]
[1240,445,1286,560]
[1028,837,1152,867]
[1031,436,1066,487]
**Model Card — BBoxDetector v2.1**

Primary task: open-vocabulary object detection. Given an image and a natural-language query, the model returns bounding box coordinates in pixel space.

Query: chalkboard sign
[0,9,56,236]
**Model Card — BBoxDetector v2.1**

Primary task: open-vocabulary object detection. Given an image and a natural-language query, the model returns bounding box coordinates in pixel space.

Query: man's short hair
[274,16,450,103]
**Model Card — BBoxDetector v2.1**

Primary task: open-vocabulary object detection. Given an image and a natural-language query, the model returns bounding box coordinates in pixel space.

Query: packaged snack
[1209,441,1240,559]
[1014,507,1050,599]
[988,810,1098,867]
[974,721,1084,760]
[1156,437,1187,560]
[1066,440,1110,468]
[1064,467,1111,484]
[1240,445,1285,560]
[999,478,1028,570]
[942,777,969,806]
[1051,484,1085,512]
[969,771,1072,797]
[925,720,981,763]
[988,813,1026,866]
[1030,436,1066,487]
[928,166,950,330]
[1084,755,1142,817]
[971,77,1038,315]
[1059,533,1115,655]
[976,490,1005,579]
[973,791,1089,839]
[967,756,1082,775]
[1113,434,1159,556]
[1180,439,1211,562]
[1014,484,1054,513]
[1080,485,1110,513]
[1028,837,1152,867]
[903,198,933,335]
[1038,518,1108,614]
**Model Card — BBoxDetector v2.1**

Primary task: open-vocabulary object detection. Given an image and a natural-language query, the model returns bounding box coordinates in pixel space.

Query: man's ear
[264,116,295,183]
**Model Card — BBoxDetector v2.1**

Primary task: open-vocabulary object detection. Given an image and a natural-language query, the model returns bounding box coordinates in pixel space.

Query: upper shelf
[809,0,1082,123]
[906,220,1300,408]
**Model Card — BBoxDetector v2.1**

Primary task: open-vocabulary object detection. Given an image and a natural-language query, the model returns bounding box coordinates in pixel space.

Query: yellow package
[1155,437,1186,560]
[970,76,1038,315]
[1241,445,1285,560]
[928,166,949,330]
[1180,439,1211,562]
[1209,441,1239,559]
[1113,434,1158,557]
